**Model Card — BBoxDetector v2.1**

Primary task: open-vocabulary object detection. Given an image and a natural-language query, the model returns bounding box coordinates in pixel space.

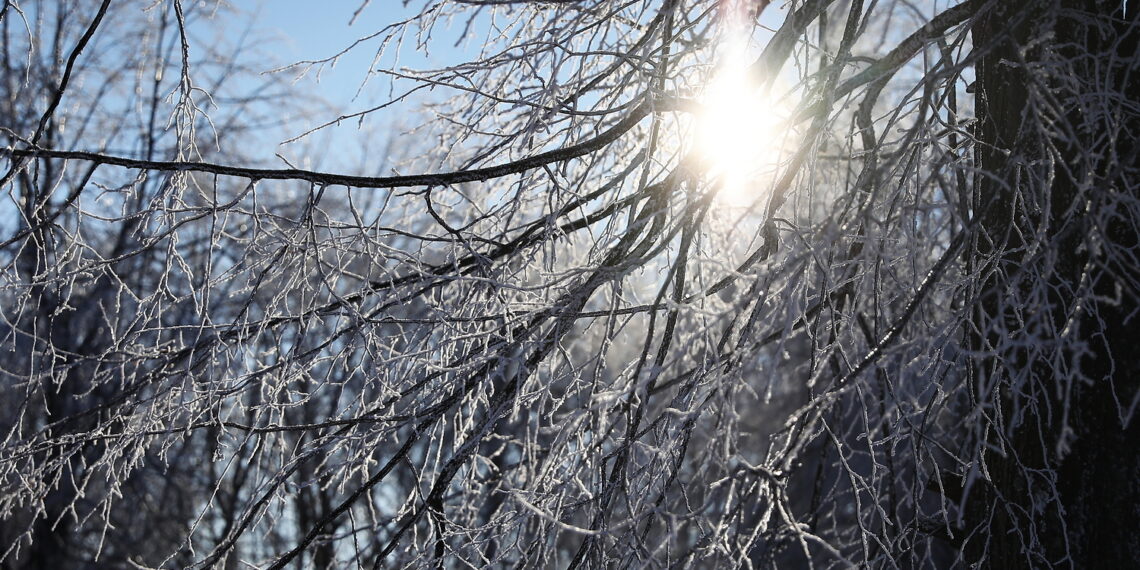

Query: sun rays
[693,7,794,209]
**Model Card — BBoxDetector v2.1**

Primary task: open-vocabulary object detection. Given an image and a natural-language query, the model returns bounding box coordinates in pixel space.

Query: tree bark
[970,1,1140,566]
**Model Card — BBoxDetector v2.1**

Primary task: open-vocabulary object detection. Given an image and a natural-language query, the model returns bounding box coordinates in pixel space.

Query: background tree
[0,0,1136,568]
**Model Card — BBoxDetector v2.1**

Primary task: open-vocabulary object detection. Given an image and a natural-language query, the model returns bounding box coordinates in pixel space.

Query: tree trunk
[970,1,1139,566]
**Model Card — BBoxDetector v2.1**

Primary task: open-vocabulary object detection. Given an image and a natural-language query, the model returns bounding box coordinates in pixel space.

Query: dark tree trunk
[1050,1,1140,565]
[970,1,1140,566]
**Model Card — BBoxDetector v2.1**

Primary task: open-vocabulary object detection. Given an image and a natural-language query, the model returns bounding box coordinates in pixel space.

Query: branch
[6,100,652,189]
[834,0,987,99]
[787,0,989,122]
[0,0,111,188]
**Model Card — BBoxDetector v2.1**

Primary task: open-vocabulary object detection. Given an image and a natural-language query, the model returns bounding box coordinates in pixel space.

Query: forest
[0,0,1136,567]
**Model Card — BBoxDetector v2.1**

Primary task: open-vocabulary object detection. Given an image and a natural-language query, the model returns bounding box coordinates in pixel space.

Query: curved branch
[7,99,652,190]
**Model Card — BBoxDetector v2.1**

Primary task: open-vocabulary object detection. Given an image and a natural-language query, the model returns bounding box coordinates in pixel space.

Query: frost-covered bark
[968,0,1139,565]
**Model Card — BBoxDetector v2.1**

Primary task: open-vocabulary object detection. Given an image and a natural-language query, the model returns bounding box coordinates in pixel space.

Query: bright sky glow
[695,11,794,209]
[239,0,795,183]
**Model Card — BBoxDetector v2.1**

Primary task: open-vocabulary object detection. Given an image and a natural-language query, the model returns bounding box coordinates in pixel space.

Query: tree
[967,1,1138,565]
[0,0,1136,568]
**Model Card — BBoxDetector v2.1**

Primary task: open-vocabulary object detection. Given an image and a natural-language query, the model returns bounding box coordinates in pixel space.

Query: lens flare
[695,43,793,209]
[696,64,786,205]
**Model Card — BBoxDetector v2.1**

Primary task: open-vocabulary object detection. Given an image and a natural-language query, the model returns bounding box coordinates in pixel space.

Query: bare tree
[0,0,1136,568]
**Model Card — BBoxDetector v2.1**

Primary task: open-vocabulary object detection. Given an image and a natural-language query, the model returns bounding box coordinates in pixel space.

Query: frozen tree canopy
[0,0,1136,567]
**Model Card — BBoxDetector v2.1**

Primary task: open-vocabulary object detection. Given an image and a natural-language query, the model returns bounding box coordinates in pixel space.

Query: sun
[694,50,792,208]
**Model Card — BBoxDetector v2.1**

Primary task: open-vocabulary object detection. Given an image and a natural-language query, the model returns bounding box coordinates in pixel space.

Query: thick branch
[6,100,651,189]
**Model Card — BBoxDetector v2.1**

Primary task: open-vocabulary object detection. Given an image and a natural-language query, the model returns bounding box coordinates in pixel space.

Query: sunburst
[694,41,792,209]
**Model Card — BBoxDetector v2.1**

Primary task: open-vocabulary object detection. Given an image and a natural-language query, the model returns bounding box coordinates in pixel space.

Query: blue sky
[236,1,475,108]
[235,0,789,109]
[224,1,481,168]
[216,1,790,171]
